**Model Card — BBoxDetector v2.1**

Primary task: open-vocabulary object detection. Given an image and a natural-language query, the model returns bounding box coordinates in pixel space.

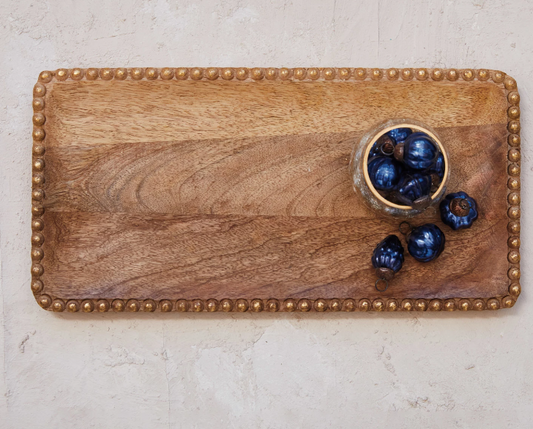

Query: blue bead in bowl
[396,132,438,170]
[387,127,412,143]
[372,235,405,275]
[407,224,445,262]
[394,173,432,206]
[369,141,381,158]
[429,152,445,180]
[439,191,478,230]
[368,156,402,191]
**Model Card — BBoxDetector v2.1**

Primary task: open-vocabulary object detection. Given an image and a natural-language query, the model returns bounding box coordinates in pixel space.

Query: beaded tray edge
[30,67,521,313]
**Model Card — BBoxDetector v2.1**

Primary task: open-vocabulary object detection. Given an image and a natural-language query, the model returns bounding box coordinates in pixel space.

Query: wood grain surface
[32,68,521,312]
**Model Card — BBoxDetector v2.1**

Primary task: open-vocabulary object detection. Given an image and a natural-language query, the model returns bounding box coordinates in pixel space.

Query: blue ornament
[439,191,478,230]
[429,152,445,180]
[372,235,404,279]
[387,127,412,143]
[368,156,402,191]
[407,224,445,262]
[394,173,432,206]
[395,132,438,170]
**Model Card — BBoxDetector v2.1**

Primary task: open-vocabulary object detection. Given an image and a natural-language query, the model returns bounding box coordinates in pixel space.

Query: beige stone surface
[1,0,532,427]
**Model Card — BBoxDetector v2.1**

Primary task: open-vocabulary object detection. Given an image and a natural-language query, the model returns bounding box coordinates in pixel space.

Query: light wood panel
[45,79,506,146]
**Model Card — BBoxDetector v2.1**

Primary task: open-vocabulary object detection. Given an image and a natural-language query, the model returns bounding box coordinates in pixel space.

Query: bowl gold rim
[362,123,449,210]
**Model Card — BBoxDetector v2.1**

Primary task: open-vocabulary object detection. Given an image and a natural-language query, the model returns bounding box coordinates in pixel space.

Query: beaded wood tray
[31,67,521,313]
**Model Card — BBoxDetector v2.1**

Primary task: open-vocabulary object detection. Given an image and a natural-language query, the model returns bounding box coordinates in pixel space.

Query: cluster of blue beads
[367,127,445,206]
[370,128,479,280]
[372,224,446,276]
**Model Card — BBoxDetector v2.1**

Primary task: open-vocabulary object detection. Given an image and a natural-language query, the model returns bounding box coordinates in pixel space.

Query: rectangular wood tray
[30,67,521,313]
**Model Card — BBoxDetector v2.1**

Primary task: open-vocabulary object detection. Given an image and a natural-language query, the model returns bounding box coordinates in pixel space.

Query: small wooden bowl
[352,119,450,217]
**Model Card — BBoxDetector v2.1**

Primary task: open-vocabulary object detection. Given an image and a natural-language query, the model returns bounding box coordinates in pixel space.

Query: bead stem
[380,141,394,156]
[376,267,394,280]
[399,221,412,236]
[450,198,470,217]
[412,195,431,210]
[393,142,404,162]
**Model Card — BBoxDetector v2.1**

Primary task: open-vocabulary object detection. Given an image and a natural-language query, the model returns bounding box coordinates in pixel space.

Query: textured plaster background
[1,0,532,427]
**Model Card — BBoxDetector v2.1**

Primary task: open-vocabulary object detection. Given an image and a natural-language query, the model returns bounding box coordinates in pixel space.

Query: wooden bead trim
[33,297,521,312]
[504,71,521,308]
[36,68,514,84]
[32,68,520,312]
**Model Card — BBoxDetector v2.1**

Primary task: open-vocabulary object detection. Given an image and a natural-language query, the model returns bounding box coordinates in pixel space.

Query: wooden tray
[30,67,521,313]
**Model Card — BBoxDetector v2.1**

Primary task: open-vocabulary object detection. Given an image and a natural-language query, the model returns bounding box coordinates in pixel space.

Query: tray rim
[30,67,521,313]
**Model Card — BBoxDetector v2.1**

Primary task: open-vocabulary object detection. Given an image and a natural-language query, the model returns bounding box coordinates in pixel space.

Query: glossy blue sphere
[372,235,405,273]
[387,127,412,143]
[394,174,431,205]
[439,191,478,230]
[402,132,438,170]
[368,156,402,191]
[407,224,445,262]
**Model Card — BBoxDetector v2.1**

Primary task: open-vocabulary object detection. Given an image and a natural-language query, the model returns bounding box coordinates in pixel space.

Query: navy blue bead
[429,152,445,180]
[439,191,478,230]
[387,127,412,143]
[372,235,404,273]
[394,174,432,205]
[402,132,438,170]
[407,224,445,262]
[369,141,381,158]
[368,156,402,191]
